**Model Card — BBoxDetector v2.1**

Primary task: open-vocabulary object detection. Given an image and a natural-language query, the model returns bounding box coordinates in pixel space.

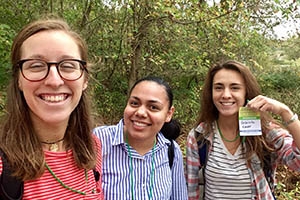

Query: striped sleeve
[186,128,201,200]
[266,123,300,171]
[171,140,188,200]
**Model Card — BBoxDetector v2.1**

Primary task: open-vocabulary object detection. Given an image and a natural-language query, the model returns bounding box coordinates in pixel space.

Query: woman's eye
[30,63,45,68]
[150,105,159,111]
[129,101,139,107]
[27,62,47,72]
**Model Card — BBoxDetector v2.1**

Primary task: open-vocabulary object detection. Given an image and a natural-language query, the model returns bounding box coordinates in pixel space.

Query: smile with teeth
[221,102,234,106]
[133,121,149,127]
[41,94,68,102]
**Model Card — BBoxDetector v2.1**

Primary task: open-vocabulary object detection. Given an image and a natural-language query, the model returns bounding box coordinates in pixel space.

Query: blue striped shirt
[93,119,188,200]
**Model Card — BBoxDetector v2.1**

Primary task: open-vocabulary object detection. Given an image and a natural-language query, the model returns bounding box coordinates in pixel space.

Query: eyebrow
[213,82,243,86]
[23,54,77,60]
[130,96,163,105]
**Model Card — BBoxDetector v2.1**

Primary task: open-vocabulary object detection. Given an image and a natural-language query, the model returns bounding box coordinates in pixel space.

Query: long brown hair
[196,60,274,164]
[0,18,96,181]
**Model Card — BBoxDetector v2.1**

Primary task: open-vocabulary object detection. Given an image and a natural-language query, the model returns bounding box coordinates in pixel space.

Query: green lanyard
[45,163,88,195]
[125,137,156,200]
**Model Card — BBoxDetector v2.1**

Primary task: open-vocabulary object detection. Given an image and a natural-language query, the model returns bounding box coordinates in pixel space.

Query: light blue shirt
[93,119,188,200]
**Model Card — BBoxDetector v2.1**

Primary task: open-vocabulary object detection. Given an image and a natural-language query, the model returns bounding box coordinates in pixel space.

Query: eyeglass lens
[20,59,84,81]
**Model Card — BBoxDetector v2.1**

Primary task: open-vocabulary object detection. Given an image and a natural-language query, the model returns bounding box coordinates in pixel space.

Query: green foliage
[276,181,300,200]
[258,68,300,92]
[0,24,15,90]
[173,81,202,130]
[91,73,128,124]
[255,66,300,125]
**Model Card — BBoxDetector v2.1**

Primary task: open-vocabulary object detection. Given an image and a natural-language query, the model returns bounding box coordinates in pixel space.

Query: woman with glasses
[0,18,103,199]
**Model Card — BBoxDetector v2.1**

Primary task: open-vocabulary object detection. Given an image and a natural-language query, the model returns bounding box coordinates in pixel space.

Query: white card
[239,107,262,136]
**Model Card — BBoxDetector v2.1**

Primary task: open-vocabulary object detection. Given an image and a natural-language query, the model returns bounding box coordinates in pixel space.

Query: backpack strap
[167,139,175,169]
[0,150,23,200]
[93,169,100,182]
[197,139,209,200]
[199,142,207,167]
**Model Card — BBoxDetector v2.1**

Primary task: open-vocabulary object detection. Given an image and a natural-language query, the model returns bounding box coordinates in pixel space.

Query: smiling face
[123,81,174,142]
[212,68,246,118]
[18,30,87,127]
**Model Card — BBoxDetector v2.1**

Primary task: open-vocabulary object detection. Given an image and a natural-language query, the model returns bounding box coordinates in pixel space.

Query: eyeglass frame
[17,58,88,82]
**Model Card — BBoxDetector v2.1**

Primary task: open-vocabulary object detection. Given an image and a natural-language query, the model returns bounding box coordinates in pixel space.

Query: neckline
[45,162,88,195]
[215,131,242,157]
[216,120,240,142]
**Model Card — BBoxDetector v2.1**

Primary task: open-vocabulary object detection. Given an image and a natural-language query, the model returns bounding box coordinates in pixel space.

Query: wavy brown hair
[0,18,97,181]
[196,60,275,165]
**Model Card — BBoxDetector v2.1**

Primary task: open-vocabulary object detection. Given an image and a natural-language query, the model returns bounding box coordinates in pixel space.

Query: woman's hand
[246,95,292,117]
[247,95,300,148]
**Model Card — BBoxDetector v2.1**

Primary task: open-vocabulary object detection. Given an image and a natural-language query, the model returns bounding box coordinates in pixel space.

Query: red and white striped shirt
[0,135,103,200]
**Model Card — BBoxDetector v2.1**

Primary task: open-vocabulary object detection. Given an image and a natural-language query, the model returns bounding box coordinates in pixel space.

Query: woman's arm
[171,141,188,200]
[186,129,201,200]
[247,95,300,148]
[247,95,300,170]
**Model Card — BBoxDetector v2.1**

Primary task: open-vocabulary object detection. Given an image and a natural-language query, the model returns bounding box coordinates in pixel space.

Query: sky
[273,17,300,39]
[206,0,300,40]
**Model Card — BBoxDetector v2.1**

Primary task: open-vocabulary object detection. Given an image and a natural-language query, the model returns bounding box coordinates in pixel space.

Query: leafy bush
[0,24,15,113]
[276,166,300,199]
[258,68,300,92]
[257,67,300,119]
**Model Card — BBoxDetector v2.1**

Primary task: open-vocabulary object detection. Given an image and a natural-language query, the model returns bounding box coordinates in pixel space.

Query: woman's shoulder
[93,119,123,139]
[92,134,101,149]
[188,122,207,137]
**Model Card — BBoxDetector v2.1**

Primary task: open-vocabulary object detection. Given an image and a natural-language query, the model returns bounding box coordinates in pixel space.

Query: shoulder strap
[0,150,23,200]
[93,169,100,182]
[197,138,209,199]
[167,139,175,169]
[198,141,208,168]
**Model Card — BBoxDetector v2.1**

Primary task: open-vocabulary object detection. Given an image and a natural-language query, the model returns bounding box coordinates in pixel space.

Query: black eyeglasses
[18,59,88,82]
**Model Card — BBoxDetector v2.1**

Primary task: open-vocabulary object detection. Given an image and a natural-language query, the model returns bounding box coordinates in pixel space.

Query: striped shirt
[93,119,188,200]
[0,135,103,200]
[205,131,251,199]
[186,121,300,200]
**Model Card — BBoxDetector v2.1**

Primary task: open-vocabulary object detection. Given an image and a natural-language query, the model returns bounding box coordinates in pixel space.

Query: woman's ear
[165,106,175,122]
[18,79,23,91]
[83,80,88,91]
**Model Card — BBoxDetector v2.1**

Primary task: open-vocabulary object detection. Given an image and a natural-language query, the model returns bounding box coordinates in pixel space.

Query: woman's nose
[222,88,232,98]
[135,106,147,117]
[44,66,64,87]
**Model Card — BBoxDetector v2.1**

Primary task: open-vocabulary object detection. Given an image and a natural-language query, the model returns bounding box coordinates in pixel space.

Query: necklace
[217,121,240,142]
[45,163,88,195]
[125,136,156,200]
[41,137,64,152]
